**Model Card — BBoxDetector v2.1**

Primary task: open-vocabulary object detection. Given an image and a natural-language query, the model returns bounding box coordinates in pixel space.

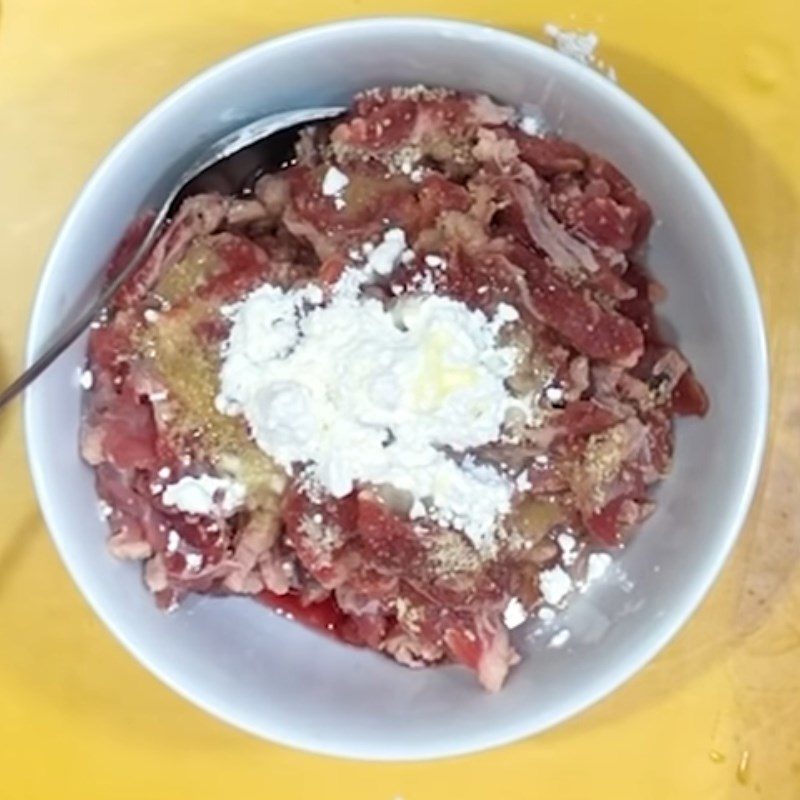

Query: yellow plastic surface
[1,1,798,797]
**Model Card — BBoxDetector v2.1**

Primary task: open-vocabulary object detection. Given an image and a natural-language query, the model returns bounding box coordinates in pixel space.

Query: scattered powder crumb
[299,513,343,556]
[424,254,445,269]
[585,551,612,583]
[143,309,160,323]
[321,166,349,210]
[518,110,546,136]
[321,165,349,197]
[538,564,573,606]
[166,529,180,553]
[162,474,246,517]
[503,597,528,629]
[409,499,426,518]
[184,552,203,570]
[548,628,571,648]
[363,228,407,275]
[544,384,565,405]
[78,368,93,390]
[96,500,112,520]
[557,532,579,565]
[157,466,171,479]
[612,562,636,593]
[543,23,617,81]
[391,149,425,182]
[415,272,436,294]
[537,605,556,622]
[544,23,599,66]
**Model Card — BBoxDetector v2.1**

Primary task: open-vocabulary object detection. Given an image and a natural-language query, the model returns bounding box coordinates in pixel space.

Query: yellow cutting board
[0,1,798,797]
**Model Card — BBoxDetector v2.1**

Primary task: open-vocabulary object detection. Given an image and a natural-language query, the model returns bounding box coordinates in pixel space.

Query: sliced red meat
[575,195,640,252]
[95,463,168,555]
[585,495,632,544]
[618,262,661,339]
[105,211,157,280]
[335,96,418,151]
[259,589,349,637]
[87,320,134,373]
[355,493,425,571]
[557,400,623,439]
[417,173,471,228]
[671,370,710,417]
[283,164,418,260]
[115,194,228,309]
[335,88,511,159]
[281,485,359,588]
[509,245,644,365]
[317,254,348,286]
[94,386,159,470]
[642,410,673,477]
[510,130,588,177]
[195,233,272,302]
[497,168,603,276]
[586,156,653,249]
[444,614,519,692]
[283,485,359,541]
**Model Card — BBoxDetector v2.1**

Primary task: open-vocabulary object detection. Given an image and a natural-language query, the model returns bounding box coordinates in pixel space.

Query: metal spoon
[1,105,345,408]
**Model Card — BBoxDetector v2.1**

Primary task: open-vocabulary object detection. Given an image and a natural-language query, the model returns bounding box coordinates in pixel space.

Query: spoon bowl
[0,106,343,408]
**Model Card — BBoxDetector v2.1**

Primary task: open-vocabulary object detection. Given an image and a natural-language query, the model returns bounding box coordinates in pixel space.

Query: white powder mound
[217,229,522,549]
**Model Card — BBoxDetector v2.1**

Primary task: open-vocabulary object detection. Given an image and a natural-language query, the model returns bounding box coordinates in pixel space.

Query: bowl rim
[24,15,770,760]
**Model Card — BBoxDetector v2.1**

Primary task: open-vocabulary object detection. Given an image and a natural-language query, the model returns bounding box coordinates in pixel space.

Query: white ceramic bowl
[25,18,768,760]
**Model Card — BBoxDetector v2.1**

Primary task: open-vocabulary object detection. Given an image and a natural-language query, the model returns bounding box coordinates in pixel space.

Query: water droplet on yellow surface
[743,42,783,91]
[737,748,751,785]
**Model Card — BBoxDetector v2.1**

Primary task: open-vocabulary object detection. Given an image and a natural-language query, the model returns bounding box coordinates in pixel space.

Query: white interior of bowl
[24,18,768,760]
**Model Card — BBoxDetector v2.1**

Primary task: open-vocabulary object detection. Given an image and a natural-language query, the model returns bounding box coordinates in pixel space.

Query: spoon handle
[0,203,170,409]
